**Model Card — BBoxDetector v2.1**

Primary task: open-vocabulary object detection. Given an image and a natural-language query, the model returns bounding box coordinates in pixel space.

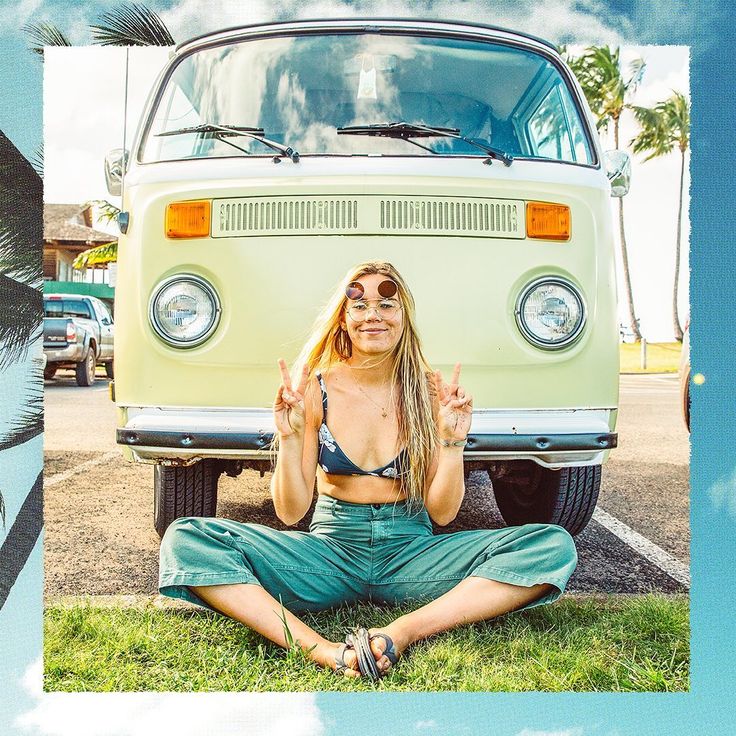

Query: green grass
[45,594,689,692]
[620,342,682,373]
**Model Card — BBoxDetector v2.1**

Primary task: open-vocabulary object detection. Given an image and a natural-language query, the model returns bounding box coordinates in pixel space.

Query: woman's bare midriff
[316,469,408,505]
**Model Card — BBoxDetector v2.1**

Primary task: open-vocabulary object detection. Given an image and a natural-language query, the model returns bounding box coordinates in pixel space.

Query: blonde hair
[292,261,437,506]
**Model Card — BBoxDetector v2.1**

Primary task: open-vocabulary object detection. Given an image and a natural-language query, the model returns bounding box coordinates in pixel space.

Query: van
[107,19,627,537]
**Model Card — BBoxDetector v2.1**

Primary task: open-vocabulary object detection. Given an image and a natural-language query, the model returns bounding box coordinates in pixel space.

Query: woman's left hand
[433,363,473,442]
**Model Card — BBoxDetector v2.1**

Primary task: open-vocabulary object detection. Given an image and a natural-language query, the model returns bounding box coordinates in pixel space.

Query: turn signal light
[526,202,571,241]
[166,200,211,239]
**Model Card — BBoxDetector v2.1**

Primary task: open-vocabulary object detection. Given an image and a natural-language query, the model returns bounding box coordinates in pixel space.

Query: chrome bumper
[117,406,617,469]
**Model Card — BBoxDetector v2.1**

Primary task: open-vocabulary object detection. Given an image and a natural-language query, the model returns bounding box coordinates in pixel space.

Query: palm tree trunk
[673,148,685,341]
[614,119,642,341]
[0,471,42,611]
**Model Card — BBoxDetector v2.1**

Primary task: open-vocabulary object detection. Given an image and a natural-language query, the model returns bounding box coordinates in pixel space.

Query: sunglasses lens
[378,279,398,298]
[345,282,364,300]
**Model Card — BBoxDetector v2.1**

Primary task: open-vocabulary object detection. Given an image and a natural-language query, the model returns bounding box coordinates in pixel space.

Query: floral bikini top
[315,371,408,478]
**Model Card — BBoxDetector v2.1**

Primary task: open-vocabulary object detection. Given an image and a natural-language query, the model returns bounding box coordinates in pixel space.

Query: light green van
[107,19,629,537]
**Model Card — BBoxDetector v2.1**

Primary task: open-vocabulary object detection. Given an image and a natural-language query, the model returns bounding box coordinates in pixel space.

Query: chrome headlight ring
[148,274,221,348]
[515,276,586,350]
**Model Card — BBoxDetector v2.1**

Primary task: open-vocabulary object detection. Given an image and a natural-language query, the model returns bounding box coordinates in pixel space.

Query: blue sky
[2,0,735,734]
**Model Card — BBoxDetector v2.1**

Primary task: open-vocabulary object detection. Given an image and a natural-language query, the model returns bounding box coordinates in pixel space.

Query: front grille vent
[212,196,524,238]
[216,198,358,236]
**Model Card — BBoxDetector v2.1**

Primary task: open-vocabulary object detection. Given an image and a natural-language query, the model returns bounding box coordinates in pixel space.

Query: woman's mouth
[360,328,387,334]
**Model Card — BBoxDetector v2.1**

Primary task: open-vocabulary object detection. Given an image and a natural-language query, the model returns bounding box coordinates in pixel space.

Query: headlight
[515,277,585,349]
[149,275,221,347]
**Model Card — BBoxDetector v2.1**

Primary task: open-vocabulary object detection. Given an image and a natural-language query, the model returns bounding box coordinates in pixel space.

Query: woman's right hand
[274,359,309,437]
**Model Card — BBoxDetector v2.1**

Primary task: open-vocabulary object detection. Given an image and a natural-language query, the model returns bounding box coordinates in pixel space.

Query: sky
[1,1,736,735]
[41,43,690,342]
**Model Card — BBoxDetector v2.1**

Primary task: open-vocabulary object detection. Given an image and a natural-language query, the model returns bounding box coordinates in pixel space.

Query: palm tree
[564,45,646,342]
[24,2,174,54]
[0,133,43,611]
[631,92,690,341]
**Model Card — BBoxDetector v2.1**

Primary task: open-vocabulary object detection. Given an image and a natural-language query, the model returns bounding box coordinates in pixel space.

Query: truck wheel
[154,460,223,538]
[105,361,114,378]
[43,364,57,380]
[491,462,601,536]
[75,348,96,386]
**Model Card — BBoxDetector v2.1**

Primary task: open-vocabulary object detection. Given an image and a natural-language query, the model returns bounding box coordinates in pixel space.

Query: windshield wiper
[156,124,300,163]
[337,121,513,166]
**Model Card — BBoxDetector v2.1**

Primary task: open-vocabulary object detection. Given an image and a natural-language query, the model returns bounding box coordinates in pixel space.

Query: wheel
[75,348,96,386]
[491,461,601,536]
[154,459,223,538]
[43,364,57,380]
[105,361,114,378]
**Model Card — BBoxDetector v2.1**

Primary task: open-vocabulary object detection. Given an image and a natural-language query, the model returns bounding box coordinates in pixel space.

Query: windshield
[140,33,594,165]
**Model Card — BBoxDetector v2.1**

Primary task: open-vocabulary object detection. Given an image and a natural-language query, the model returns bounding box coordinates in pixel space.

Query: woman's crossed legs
[160,516,577,677]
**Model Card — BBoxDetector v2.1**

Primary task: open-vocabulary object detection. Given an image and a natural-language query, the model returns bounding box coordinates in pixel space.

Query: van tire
[75,348,96,386]
[154,460,223,538]
[44,364,57,380]
[491,462,601,536]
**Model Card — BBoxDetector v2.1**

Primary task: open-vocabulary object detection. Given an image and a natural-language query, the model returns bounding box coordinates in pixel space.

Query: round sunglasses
[345,279,398,300]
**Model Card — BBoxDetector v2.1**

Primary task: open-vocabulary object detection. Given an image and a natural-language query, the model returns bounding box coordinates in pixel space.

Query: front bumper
[117,406,617,469]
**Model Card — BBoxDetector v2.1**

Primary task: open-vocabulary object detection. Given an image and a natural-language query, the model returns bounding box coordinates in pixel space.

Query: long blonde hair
[293,261,437,506]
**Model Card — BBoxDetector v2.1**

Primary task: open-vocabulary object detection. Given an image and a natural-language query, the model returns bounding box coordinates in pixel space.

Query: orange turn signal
[166,200,211,239]
[526,202,571,241]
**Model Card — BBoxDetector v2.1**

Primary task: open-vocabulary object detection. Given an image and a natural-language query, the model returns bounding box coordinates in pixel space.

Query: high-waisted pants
[159,496,578,614]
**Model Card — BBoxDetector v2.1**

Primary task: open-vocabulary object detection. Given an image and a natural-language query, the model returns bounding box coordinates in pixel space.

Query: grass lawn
[620,342,682,373]
[45,594,689,692]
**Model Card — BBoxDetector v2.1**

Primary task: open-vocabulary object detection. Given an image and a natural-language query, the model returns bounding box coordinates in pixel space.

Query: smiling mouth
[360,329,387,333]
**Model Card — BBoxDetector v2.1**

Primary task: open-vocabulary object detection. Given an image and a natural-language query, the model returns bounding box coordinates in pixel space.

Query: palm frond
[0,471,43,611]
[73,240,118,269]
[30,143,43,178]
[90,3,175,46]
[0,275,42,369]
[0,133,42,285]
[0,380,43,452]
[23,21,72,56]
[630,92,690,160]
[82,199,120,224]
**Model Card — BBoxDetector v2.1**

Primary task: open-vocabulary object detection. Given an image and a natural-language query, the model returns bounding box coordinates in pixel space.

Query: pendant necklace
[348,363,390,418]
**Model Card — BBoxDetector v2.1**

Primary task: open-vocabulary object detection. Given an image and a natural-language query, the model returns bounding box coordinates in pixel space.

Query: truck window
[44,299,93,319]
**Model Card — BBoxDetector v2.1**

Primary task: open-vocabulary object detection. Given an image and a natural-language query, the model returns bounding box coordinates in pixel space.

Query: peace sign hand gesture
[274,359,309,437]
[433,363,473,442]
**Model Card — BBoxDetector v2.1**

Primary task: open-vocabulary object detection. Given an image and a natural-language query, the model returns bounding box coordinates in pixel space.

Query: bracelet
[439,438,468,447]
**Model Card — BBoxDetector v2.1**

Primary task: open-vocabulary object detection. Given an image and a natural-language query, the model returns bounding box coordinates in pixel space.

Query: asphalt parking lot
[43,370,690,598]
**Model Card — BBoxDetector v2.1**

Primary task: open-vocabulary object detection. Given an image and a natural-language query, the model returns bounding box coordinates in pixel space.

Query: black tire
[154,460,223,538]
[75,348,96,386]
[491,461,601,536]
[43,364,57,380]
[105,361,114,378]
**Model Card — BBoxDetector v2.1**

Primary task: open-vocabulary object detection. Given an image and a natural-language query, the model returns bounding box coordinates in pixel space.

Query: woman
[159,261,577,678]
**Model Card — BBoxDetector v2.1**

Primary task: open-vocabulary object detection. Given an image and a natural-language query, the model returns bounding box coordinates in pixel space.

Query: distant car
[679,319,690,431]
[43,294,115,386]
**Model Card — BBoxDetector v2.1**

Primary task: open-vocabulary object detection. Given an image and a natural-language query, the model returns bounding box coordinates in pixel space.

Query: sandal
[333,640,355,676]
[347,627,381,680]
[369,631,399,667]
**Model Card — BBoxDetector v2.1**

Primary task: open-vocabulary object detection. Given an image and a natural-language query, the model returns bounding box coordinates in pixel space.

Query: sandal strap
[334,641,353,675]
[350,628,380,680]
[369,632,399,665]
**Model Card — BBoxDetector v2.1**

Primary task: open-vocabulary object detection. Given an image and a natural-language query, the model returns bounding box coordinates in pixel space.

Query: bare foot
[312,641,361,677]
[368,624,410,674]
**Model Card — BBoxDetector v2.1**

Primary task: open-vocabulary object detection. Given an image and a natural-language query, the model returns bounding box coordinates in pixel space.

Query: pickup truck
[43,294,115,386]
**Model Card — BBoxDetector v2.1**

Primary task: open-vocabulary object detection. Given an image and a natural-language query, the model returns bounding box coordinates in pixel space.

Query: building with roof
[43,203,116,305]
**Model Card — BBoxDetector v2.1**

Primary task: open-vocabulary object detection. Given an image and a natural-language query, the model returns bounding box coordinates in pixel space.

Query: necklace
[348,363,391,418]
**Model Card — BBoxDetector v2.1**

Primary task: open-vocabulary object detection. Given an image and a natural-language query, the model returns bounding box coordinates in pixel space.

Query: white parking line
[593,507,690,588]
[44,451,120,488]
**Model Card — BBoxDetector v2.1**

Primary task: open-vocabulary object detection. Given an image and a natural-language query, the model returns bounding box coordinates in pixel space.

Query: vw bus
[108,19,628,537]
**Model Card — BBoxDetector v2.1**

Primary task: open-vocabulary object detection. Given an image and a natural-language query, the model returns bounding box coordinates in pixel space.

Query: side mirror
[104,148,129,196]
[604,150,631,197]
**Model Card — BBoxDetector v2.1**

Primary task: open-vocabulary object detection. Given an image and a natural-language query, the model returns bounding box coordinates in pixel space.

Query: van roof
[176,18,558,55]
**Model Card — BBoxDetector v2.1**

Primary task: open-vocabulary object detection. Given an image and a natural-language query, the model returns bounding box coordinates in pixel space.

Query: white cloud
[709,467,736,519]
[415,721,438,730]
[16,659,324,736]
[159,0,629,45]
